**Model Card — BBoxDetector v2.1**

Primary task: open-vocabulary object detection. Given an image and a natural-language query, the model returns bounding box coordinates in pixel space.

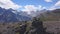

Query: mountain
[52,9,60,13]
[0,7,31,23]
[29,9,47,17]
[38,9,60,21]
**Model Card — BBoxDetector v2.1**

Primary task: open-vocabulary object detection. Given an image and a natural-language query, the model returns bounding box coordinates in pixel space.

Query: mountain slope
[38,9,60,21]
[0,7,31,23]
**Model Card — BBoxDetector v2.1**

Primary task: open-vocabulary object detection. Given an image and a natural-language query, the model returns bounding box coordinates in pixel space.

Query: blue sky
[0,0,60,14]
[12,0,58,9]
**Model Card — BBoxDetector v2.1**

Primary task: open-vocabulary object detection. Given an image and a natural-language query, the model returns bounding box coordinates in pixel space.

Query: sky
[0,0,60,14]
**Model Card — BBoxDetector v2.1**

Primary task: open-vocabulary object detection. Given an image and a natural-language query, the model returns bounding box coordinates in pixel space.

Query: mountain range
[0,7,60,22]
[0,7,31,23]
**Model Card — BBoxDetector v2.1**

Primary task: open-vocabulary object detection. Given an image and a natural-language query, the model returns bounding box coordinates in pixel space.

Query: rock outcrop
[17,18,47,34]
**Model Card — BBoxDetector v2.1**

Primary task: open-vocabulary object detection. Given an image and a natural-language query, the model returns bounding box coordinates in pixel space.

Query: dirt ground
[43,21,60,34]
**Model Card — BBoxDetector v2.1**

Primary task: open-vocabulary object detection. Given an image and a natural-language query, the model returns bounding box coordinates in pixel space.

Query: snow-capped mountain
[0,7,31,23]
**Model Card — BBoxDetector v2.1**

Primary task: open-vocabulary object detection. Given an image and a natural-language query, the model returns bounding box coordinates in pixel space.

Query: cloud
[44,0,52,2]
[49,1,60,10]
[21,5,37,14]
[38,5,46,10]
[55,1,60,6]
[0,0,22,9]
[21,5,45,14]
[49,7,56,10]
[24,5,37,11]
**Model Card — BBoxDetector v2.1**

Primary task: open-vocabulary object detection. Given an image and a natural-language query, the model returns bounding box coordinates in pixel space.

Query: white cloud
[49,7,56,10]
[24,5,37,11]
[0,0,46,14]
[22,5,38,14]
[49,1,60,10]
[55,1,60,6]
[44,0,52,2]
[38,5,46,10]
[21,5,45,14]
[0,0,22,9]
